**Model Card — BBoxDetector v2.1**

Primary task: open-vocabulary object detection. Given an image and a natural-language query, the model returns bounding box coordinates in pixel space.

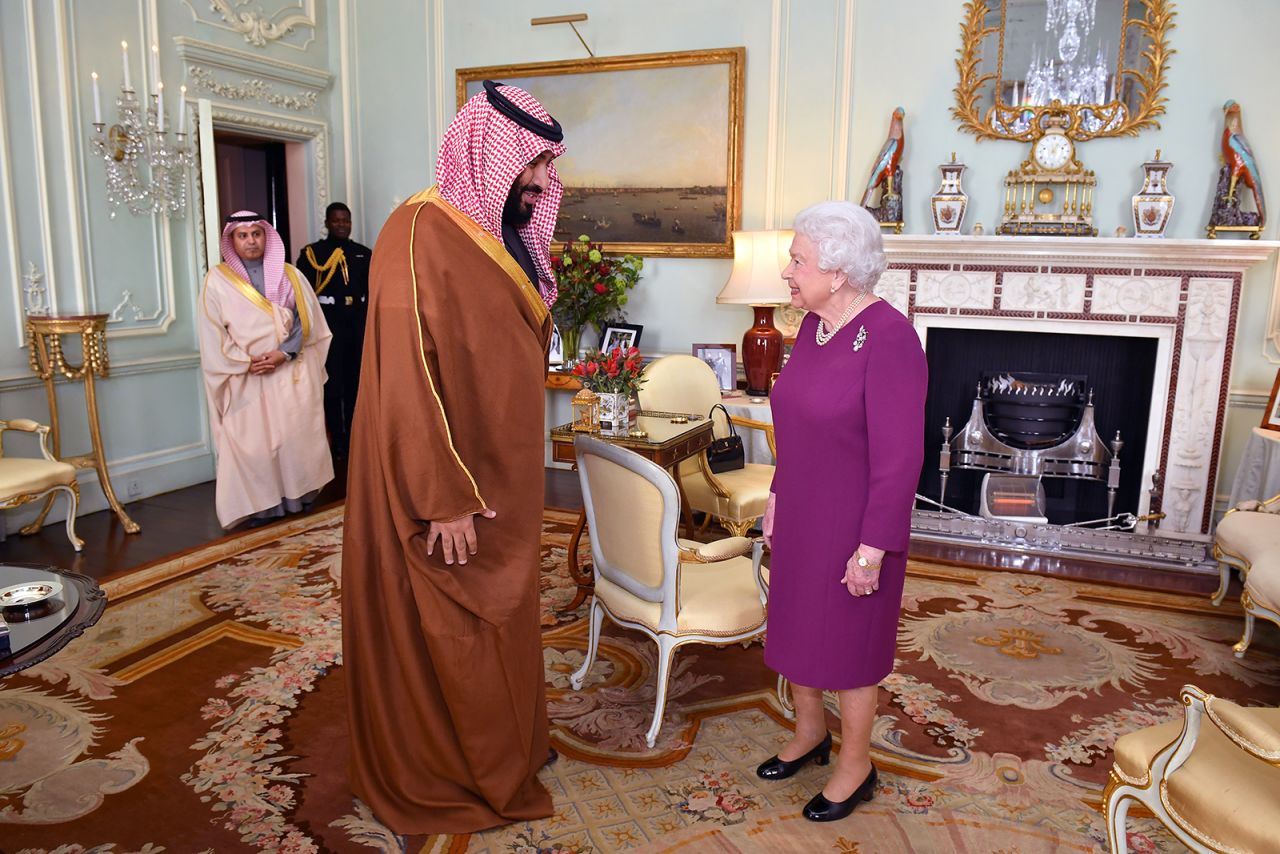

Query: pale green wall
[3,1,1278,537]
[0,0,349,534]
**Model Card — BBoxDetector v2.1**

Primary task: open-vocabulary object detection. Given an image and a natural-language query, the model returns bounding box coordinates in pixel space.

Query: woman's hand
[840,544,885,597]
[762,492,776,548]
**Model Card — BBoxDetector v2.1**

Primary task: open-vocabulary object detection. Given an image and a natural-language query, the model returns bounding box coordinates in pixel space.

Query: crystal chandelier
[997,0,1121,136]
[88,41,195,219]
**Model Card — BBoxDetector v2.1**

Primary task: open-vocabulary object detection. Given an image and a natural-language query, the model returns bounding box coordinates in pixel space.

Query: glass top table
[0,564,106,678]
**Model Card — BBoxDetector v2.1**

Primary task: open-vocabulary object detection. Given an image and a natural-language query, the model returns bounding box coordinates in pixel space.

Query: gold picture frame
[457,48,745,258]
[1262,369,1280,433]
[951,0,1177,143]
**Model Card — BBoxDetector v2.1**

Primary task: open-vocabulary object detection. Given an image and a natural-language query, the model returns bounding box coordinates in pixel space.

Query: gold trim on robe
[410,186,551,327]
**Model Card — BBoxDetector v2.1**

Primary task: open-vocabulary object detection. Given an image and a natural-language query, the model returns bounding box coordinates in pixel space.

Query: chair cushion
[1113,719,1181,786]
[1163,708,1280,853]
[1216,510,1280,563]
[595,542,767,638]
[0,458,76,499]
[681,462,774,523]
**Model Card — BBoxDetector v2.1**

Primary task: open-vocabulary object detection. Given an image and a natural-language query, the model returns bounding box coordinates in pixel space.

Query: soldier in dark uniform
[295,202,372,460]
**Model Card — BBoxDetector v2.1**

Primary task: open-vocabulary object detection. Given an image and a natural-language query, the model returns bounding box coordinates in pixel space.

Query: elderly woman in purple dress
[757,201,927,822]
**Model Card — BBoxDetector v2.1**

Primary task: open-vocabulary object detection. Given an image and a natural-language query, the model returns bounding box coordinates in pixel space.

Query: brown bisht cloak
[342,187,553,834]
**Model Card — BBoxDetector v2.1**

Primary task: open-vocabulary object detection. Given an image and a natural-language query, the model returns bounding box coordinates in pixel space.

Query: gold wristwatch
[855,552,881,571]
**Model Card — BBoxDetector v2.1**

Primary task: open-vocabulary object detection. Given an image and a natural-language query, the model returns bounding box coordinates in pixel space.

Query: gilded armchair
[570,435,769,747]
[637,354,775,537]
[1211,494,1280,656]
[1104,684,1280,853]
[0,419,84,551]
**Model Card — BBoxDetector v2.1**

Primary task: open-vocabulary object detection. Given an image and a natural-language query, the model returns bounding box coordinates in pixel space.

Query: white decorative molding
[831,0,856,200]
[202,101,328,232]
[23,0,59,317]
[762,0,787,228]
[916,270,996,310]
[182,0,316,50]
[23,262,49,316]
[0,353,202,392]
[884,234,1280,270]
[885,235,1278,536]
[52,0,90,313]
[187,65,317,111]
[1228,389,1268,409]
[107,289,163,324]
[0,44,23,343]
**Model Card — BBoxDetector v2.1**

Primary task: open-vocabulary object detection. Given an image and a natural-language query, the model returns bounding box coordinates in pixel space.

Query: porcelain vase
[597,392,631,436]
[1133,150,1174,238]
[931,153,969,235]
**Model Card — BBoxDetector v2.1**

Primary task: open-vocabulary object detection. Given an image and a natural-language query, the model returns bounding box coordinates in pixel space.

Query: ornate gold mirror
[953,0,1175,142]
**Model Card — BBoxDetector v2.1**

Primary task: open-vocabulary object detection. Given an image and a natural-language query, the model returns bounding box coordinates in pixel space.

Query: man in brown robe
[342,82,566,834]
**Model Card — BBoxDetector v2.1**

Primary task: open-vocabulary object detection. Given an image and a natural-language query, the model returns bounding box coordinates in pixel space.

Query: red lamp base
[741,305,784,396]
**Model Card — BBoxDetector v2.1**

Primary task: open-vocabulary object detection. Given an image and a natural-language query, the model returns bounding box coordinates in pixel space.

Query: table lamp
[716,229,793,396]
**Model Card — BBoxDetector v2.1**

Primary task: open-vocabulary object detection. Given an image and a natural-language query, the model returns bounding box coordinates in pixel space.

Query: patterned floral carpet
[3,506,1278,853]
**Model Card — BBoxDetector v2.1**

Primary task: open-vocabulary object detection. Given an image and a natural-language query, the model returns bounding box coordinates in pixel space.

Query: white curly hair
[792,201,887,291]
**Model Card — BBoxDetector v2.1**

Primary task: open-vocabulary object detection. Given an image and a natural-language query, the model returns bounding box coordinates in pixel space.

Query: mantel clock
[999,113,1097,237]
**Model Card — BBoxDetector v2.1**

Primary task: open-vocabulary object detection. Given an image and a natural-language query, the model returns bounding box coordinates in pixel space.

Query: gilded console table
[23,314,140,535]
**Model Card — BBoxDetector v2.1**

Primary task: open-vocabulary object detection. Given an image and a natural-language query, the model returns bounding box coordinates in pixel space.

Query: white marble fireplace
[877,235,1277,537]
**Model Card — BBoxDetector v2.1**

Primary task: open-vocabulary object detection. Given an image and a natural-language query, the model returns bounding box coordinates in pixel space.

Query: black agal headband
[225,212,264,224]
[483,80,563,143]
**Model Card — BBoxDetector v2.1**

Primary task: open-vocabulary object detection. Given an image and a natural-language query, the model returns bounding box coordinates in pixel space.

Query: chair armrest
[0,419,56,462]
[678,536,753,563]
[1206,696,1280,763]
[729,415,777,459]
[1232,493,1280,514]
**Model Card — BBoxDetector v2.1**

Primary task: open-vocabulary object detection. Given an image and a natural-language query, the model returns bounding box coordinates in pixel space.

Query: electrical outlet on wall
[126,478,142,499]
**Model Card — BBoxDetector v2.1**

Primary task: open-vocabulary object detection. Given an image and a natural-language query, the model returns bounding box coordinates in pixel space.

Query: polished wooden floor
[1,468,1224,597]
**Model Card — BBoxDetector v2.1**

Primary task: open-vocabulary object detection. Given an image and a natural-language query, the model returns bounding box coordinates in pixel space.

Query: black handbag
[706,403,745,473]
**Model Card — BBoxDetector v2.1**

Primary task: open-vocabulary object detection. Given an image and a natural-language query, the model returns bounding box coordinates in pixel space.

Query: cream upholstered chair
[0,419,83,551]
[1104,685,1280,853]
[570,435,768,747]
[637,354,775,537]
[1211,495,1280,657]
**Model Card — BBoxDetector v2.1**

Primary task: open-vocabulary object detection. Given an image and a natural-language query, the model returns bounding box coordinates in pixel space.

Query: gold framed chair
[1104,684,1280,853]
[0,419,84,551]
[570,435,769,748]
[637,354,775,537]
[1211,495,1280,657]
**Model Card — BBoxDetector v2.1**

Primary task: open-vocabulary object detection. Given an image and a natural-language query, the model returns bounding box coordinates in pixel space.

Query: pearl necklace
[815,289,868,346]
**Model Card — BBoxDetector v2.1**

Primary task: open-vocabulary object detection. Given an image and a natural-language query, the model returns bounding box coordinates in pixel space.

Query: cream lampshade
[716,229,793,395]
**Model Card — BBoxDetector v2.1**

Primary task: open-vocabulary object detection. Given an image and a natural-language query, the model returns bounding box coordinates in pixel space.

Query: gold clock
[999,112,1097,237]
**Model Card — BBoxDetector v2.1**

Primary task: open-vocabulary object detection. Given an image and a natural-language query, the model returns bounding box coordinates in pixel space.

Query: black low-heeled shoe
[755,732,832,780]
[802,765,878,822]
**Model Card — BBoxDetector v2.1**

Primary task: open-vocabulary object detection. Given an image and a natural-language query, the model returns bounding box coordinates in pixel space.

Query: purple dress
[763,301,927,690]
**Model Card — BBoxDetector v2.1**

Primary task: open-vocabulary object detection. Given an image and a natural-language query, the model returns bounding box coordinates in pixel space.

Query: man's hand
[427,508,498,565]
[249,350,288,375]
[762,492,776,549]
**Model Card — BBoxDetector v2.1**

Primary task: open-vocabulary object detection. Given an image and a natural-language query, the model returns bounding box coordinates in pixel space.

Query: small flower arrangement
[570,346,646,396]
[550,234,643,335]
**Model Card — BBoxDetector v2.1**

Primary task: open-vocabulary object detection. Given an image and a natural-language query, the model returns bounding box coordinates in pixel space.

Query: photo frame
[457,48,745,258]
[1262,368,1280,432]
[601,323,643,353]
[548,322,565,366]
[693,343,737,392]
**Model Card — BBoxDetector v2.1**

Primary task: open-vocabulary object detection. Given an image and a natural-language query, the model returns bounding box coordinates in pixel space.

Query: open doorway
[214,132,294,258]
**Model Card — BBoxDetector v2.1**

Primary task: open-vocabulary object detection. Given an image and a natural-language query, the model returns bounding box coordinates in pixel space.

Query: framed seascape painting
[458,48,745,258]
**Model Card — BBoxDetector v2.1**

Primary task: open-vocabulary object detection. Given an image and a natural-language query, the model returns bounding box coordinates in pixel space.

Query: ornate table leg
[83,364,139,533]
[563,508,593,612]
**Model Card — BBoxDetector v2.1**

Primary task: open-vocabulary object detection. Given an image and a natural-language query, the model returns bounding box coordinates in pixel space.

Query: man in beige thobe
[198,211,333,529]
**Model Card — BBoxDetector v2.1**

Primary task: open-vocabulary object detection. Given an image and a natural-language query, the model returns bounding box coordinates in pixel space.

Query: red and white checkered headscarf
[436,84,566,306]
[220,212,294,311]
